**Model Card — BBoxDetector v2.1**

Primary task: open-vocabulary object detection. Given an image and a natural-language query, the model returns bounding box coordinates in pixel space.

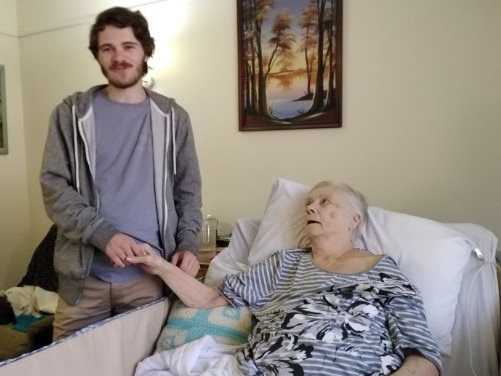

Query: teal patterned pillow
[155,299,253,352]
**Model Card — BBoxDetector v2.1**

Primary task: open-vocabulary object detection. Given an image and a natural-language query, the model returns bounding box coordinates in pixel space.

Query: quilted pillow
[155,299,253,352]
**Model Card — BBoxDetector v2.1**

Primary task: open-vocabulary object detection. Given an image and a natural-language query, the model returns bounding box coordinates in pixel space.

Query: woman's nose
[306,205,316,214]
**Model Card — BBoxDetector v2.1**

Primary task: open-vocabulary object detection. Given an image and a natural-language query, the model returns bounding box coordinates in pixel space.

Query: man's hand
[126,246,198,277]
[105,233,144,267]
[170,250,200,277]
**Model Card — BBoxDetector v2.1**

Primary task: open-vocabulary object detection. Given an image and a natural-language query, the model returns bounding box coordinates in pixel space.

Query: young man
[40,7,202,339]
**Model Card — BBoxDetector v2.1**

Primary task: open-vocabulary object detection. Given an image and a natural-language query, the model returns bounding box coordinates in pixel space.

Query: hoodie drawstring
[171,108,177,176]
[72,105,80,194]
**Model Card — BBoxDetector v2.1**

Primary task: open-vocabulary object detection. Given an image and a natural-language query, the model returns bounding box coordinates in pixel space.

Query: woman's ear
[352,212,361,228]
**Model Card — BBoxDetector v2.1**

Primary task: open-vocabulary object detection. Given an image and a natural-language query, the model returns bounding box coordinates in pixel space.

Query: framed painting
[237,0,342,131]
[0,65,7,154]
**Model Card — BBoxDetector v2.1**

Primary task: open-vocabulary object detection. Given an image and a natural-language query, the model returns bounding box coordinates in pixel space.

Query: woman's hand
[126,244,168,275]
[127,246,200,277]
[127,245,228,309]
[391,352,439,376]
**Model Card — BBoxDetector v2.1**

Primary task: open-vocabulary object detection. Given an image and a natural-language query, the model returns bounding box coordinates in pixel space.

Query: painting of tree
[238,0,342,131]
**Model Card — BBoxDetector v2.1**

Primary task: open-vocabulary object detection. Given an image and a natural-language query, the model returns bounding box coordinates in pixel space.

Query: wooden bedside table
[196,247,225,279]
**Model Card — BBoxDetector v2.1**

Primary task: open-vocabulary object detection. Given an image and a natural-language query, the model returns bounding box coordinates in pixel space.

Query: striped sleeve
[219,250,285,310]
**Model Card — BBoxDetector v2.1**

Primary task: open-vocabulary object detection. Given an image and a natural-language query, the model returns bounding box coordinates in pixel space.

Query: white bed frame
[0,298,170,376]
[444,223,499,375]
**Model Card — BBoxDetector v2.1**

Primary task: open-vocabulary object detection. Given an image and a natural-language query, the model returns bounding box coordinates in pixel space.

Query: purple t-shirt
[91,90,162,282]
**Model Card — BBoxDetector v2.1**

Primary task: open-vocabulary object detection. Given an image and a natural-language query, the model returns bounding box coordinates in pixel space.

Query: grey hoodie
[40,85,202,305]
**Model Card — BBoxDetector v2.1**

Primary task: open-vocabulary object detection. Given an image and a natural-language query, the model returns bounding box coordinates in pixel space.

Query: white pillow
[247,178,310,265]
[360,207,473,356]
[247,178,474,356]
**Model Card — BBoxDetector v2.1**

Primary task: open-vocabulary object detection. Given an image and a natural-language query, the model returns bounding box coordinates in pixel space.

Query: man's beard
[100,62,144,89]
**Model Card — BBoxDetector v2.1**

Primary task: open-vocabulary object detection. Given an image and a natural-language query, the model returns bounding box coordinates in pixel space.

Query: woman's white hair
[310,181,368,238]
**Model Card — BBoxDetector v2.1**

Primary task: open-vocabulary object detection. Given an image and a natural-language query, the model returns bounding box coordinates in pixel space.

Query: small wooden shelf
[196,247,225,279]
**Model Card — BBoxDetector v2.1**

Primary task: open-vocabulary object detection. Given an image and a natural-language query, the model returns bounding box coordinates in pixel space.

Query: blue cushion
[155,299,253,352]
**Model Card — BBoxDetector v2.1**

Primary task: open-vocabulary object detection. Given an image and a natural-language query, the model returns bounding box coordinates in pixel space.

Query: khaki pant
[53,274,164,340]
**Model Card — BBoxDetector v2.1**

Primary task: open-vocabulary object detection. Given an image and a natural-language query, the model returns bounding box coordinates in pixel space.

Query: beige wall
[0,0,32,289]
[0,0,500,288]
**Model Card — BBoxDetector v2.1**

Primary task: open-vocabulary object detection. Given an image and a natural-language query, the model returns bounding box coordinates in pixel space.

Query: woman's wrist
[160,260,174,277]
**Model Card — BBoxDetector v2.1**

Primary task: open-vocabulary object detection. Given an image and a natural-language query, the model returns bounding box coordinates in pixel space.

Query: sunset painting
[238,0,342,131]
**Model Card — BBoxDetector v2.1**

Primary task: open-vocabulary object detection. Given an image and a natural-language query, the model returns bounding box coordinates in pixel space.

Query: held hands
[126,244,168,275]
[125,245,200,278]
[105,233,147,267]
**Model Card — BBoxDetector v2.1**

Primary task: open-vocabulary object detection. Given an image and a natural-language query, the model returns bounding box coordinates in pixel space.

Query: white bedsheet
[0,286,58,316]
[134,335,243,376]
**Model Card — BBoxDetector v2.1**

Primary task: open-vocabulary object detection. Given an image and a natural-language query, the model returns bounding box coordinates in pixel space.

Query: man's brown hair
[88,7,155,74]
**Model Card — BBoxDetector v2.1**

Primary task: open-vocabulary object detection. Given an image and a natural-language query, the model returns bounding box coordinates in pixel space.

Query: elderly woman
[128,181,441,376]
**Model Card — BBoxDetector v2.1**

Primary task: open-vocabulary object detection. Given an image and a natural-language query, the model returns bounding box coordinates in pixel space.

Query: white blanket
[0,285,59,316]
[134,335,244,376]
